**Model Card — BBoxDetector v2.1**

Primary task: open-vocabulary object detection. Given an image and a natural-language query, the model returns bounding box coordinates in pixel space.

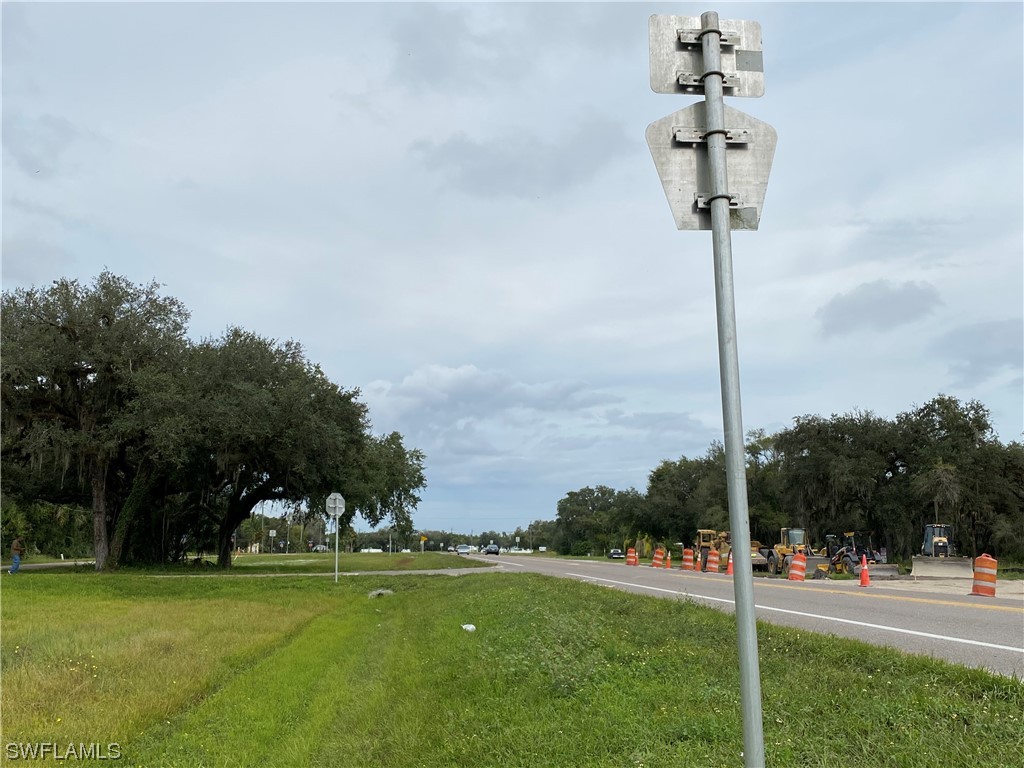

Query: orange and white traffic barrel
[626,548,638,566]
[682,548,694,571]
[652,548,665,568]
[788,552,807,581]
[971,554,998,597]
[706,549,720,573]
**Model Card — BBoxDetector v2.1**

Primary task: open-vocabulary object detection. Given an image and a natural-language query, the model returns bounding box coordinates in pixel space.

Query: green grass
[2,571,1022,767]
[225,550,492,573]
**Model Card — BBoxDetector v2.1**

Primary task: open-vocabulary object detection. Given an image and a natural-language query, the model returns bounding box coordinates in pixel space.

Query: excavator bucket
[911,556,974,579]
[855,562,900,580]
[804,555,831,573]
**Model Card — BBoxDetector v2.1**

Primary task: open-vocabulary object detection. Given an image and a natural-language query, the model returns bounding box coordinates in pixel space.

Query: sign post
[648,11,773,768]
[326,493,345,583]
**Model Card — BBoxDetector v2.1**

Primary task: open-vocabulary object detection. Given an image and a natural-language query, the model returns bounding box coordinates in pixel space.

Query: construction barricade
[626,548,638,566]
[787,552,807,581]
[682,548,694,571]
[652,548,665,568]
[971,554,998,597]
[664,551,672,569]
[726,551,734,575]
[859,554,871,587]
[705,549,720,573]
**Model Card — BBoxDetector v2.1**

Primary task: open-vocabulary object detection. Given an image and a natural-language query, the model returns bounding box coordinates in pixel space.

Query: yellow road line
[680,573,1024,613]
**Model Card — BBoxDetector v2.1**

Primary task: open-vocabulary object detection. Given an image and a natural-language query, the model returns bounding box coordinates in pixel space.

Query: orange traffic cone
[726,551,734,575]
[859,554,871,587]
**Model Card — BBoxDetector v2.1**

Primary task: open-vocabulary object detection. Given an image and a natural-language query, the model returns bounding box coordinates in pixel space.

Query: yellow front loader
[818,532,900,579]
[760,527,828,576]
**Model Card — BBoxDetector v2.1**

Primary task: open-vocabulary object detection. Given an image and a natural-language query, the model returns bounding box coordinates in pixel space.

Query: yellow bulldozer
[696,532,770,573]
[694,529,769,572]
[694,529,730,571]
[910,523,974,578]
[759,527,829,576]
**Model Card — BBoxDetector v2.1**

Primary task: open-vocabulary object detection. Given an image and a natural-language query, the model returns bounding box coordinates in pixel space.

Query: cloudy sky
[4,2,1022,535]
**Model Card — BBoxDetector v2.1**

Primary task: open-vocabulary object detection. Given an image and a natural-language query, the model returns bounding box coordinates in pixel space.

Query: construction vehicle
[694,529,770,572]
[759,528,829,576]
[748,540,769,571]
[694,529,730,571]
[921,523,955,557]
[816,532,900,579]
[910,523,974,578]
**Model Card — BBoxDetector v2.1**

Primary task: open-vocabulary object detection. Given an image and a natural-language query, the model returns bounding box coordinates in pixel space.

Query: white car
[455,544,474,555]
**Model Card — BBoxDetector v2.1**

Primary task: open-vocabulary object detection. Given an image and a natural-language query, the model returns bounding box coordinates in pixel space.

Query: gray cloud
[384,4,641,95]
[2,113,79,177]
[368,364,622,427]
[844,216,963,265]
[1,235,74,284]
[931,318,1024,388]
[412,115,632,199]
[815,279,942,337]
[600,408,711,438]
[386,4,511,93]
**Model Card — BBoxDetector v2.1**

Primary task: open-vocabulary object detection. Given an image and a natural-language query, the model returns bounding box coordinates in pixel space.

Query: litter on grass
[368,589,394,599]
[461,624,476,632]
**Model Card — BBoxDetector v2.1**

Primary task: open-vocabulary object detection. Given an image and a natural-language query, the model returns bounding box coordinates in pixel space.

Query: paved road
[473,555,1024,678]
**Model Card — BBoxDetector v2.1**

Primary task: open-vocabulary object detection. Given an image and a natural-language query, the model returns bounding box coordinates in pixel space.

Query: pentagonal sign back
[646,103,776,231]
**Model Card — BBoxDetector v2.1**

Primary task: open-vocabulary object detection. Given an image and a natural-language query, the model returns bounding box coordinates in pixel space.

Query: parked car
[485,544,500,555]
[456,544,473,555]
[607,549,625,559]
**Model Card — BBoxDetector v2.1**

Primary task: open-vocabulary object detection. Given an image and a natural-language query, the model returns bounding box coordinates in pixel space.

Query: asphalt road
[472,554,1024,678]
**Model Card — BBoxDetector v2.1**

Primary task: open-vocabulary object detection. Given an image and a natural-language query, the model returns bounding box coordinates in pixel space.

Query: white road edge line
[566,573,1024,655]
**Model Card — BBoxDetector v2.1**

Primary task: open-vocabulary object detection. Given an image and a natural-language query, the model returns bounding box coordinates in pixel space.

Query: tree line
[1,272,426,569]
[545,396,1024,563]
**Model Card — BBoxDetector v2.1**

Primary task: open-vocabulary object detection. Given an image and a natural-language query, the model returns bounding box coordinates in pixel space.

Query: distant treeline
[542,396,1024,563]
[1,272,426,569]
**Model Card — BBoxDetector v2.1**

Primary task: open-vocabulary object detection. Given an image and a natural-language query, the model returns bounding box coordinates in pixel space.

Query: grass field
[1,563,1022,767]
[225,550,493,574]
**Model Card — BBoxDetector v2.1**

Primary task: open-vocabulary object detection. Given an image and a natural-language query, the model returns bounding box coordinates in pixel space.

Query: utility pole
[647,11,777,768]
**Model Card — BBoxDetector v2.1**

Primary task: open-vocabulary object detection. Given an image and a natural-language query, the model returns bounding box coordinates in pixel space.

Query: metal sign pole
[326,492,345,584]
[700,11,765,767]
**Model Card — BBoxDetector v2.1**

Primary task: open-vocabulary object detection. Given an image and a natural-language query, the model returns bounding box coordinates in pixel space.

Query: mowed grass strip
[2,572,1022,767]
[152,551,493,574]
[228,551,493,573]
[1,574,331,746]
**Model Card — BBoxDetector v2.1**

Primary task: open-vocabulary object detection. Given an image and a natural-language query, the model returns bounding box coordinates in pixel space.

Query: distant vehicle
[608,549,625,559]
[447,546,456,552]
[400,549,411,553]
[456,544,473,555]
[311,544,330,553]
[485,544,500,555]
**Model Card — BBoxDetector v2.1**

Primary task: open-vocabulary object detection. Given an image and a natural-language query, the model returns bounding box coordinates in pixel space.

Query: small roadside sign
[326,493,345,518]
